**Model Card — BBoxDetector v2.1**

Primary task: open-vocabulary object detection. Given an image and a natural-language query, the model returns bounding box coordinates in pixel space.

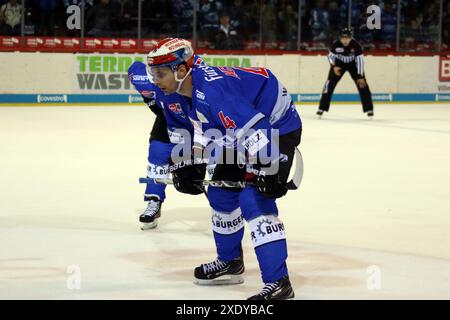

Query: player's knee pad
[146,162,169,179]
[211,207,245,235]
[248,214,286,248]
[207,186,240,213]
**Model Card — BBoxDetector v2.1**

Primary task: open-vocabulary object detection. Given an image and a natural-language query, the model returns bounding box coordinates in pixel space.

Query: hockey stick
[140,177,251,188]
[139,148,304,190]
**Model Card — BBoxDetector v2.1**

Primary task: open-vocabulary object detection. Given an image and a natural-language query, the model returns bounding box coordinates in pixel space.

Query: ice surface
[0,103,449,299]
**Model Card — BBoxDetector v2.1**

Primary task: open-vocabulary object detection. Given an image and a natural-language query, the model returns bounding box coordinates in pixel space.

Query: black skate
[139,196,161,230]
[316,109,324,118]
[194,255,245,285]
[366,110,374,118]
[247,275,295,300]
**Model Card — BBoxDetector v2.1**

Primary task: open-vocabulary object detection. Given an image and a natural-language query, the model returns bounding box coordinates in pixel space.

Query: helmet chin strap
[174,68,192,94]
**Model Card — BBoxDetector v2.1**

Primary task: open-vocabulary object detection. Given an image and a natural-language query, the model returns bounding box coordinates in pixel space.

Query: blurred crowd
[0,0,449,51]
[305,0,448,50]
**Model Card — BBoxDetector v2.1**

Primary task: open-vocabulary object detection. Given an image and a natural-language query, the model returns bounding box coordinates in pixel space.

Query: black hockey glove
[255,173,288,199]
[143,97,164,117]
[246,164,288,199]
[211,148,247,192]
[246,128,301,198]
[171,160,206,195]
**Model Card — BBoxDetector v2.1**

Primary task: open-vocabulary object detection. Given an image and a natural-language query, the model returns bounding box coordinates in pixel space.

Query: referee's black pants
[319,64,374,113]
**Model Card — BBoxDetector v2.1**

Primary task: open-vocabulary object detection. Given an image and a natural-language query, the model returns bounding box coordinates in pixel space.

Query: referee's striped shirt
[328,39,365,77]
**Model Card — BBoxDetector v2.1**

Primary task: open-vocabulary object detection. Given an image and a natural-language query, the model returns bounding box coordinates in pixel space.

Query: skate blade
[194,274,244,286]
[140,221,158,230]
[286,291,295,300]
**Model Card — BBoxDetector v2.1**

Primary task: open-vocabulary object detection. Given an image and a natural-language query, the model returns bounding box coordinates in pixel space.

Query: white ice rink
[1,103,449,299]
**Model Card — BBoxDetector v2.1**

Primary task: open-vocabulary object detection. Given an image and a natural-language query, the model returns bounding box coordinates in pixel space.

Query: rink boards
[0,93,450,105]
[1,52,449,105]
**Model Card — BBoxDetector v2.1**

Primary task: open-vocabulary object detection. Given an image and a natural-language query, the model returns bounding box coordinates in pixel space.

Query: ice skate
[247,275,295,300]
[139,196,161,230]
[316,109,324,118]
[194,255,245,285]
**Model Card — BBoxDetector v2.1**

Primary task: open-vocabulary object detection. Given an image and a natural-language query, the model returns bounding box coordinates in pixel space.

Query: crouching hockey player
[128,59,195,229]
[147,38,302,300]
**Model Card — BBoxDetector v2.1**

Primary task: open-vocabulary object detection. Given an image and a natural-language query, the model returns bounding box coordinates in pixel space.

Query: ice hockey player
[147,38,302,300]
[128,59,195,229]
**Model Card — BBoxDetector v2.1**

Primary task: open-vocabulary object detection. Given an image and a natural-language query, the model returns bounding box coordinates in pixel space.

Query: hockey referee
[317,27,374,118]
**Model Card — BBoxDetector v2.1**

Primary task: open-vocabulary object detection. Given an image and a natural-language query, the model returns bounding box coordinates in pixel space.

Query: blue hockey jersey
[189,64,301,154]
[128,61,194,144]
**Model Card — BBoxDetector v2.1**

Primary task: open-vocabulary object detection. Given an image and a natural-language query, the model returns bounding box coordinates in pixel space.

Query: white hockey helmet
[146,38,194,92]
[147,38,194,70]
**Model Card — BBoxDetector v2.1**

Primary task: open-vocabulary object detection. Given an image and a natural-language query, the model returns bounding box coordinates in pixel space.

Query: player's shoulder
[193,63,223,81]
[193,55,207,67]
[193,64,225,96]
[128,61,154,87]
[192,69,226,117]
[232,66,274,77]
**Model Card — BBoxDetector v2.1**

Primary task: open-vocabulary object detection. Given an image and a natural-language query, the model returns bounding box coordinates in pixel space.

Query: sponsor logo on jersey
[336,47,344,53]
[167,103,186,118]
[168,103,182,113]
[140,90,155,98]
[196,90,205,100]
[167,129,185,144]
[132,74,148,82]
